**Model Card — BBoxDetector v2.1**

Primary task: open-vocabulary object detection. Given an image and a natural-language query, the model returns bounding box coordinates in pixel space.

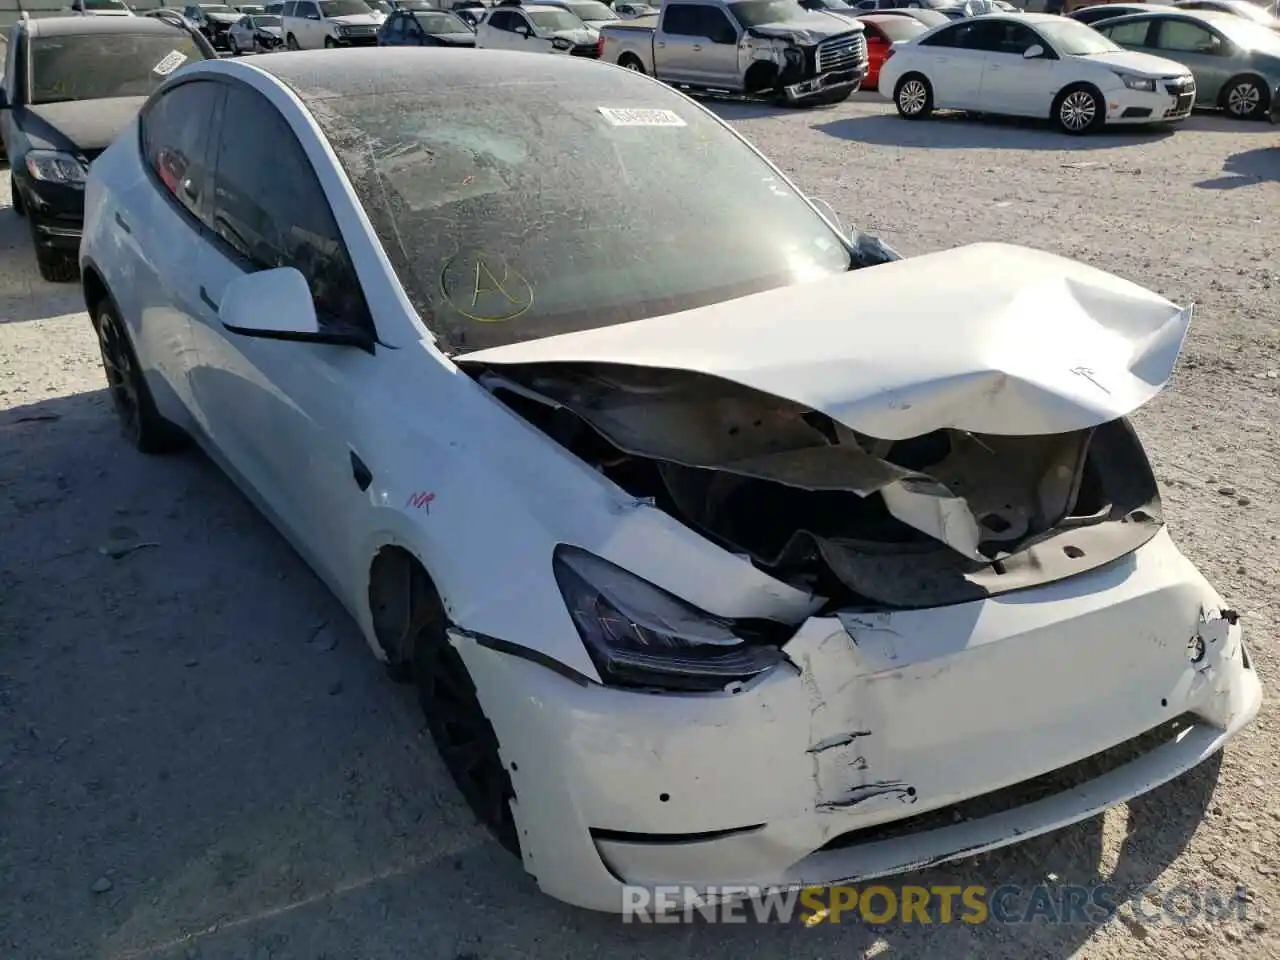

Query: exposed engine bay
[465,362,1165,609]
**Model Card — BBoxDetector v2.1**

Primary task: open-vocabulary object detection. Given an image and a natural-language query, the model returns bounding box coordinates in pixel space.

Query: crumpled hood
[330,11,382,24]
[258,24,283,34]
[747,11,862,43]
[456,242,1192,442]
[22,97,147,153]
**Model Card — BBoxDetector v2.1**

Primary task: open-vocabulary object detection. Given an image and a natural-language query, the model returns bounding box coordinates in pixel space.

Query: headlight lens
[553,545,789,691]
[25,150,88,186]
[551,35,572,49]
[1116,72,1155,92]
[784,45,803,65]
[336,24,350,34]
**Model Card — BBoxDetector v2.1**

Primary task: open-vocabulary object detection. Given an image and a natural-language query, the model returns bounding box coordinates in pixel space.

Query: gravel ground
[1,93,1278,960]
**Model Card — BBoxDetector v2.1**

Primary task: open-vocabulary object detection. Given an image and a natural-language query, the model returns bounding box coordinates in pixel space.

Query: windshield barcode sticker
[152,51,189,77]
[597,107,686,127]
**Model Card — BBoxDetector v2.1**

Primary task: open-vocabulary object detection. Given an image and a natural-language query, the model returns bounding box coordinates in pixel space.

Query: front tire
[30,219,76,283]
[229,35,240,54]
[286,32,300,49]
[324,36,337,48]
[1054,83,1104,135]
[92,298,185,454]
[11,176,24,218]
[1222,76,1267,120]
[894,73,933,120]
[411,576,520,857]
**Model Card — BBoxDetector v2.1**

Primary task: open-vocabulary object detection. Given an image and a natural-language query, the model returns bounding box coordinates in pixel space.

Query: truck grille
[342,23,377,34]
[816,31,866,75]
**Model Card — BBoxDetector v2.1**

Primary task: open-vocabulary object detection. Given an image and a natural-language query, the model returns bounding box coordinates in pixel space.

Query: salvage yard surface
[2,93,1278,960]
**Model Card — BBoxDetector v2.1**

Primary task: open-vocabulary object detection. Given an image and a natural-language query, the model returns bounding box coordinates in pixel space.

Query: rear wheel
[894,73,933,120]
[229,34,240,54]
[286,32,299,49]
[1222,76,1267,120]
[93,298,185,454]
[618,53,645,73]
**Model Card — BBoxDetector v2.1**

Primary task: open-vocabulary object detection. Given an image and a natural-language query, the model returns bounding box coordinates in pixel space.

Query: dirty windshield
[319,0,374,13]
[567,1,618,18]
[414,10,472,30]
[29,33,205,105]
[312,74,851,352]
[1035,19,1121,55]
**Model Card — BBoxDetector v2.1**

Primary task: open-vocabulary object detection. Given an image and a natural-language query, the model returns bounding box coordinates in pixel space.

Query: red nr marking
[407,491,436,512]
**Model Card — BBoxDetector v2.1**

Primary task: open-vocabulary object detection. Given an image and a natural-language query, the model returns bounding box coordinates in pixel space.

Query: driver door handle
[692,43,701,50]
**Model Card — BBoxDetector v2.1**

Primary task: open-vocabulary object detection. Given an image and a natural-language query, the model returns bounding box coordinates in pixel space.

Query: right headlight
[1114,71,1156,93]
[551,35,572,49]
[25,149,88,187]
[553,545,789,692]
[336,23,351,35]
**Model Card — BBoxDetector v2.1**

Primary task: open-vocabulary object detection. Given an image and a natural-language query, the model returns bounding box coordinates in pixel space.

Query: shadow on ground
[1195,145,1280,190]
[0,388,1232,960]
[814,110,1179,151]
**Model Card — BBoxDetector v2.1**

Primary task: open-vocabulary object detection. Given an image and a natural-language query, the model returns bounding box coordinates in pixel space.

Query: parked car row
[873,3,1280,128]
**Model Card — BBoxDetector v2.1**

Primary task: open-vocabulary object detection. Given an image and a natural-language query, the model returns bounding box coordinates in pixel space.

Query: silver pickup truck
[599,0,868,106]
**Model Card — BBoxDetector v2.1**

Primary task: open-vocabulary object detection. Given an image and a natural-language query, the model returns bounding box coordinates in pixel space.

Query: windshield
[415,9,468,28]
[1037,18,1122,54]
[528,9,585,28]
[254,13,282,23]
[728,0,809,25]
[319,0,373,13]
[399,0,436,8]
[81,0,130,8]
[1217,0,1280,24]
[1213,14,1280,49]
[239,4,264,10]
[372,1,392,11]
[877,15,924,37]
[29,33,205,104]
[567,0,617,18]
[309,77,850,352]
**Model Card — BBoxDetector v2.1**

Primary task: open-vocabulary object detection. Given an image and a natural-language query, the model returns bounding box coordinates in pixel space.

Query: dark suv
[0,16,214,281]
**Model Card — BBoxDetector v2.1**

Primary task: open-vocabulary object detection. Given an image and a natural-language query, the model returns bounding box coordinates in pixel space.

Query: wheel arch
[81,259,111,324]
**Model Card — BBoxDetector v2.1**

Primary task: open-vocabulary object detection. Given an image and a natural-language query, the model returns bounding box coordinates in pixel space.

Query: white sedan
[80,48,1260,913]
[879,12,1198,132]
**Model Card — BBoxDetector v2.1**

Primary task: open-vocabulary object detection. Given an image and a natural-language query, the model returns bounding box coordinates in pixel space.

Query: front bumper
[783,66,864,102]
[1105,82,1195,124]
[331,33,378,45]
[20,179,84,251]
[455,528,1261,913]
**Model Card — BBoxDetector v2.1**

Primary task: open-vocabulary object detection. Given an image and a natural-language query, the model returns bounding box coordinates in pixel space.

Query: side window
[140,80,220,221]
[512,12,534,31]
[301,1,320,16]
[487,9,513,29]
[1103,19,1151,45]
[386,13,403,34]
[694,6,735,40]
[282,1,297,14]
[920,23,964,46]
[210,85,370,335]
[1155,19,1218,52]
[991,23,1043,54]
[954,21,1007,51]
[662,4,698,34]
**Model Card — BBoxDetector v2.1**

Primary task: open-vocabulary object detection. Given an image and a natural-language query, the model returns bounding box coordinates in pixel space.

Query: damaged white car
[80,49,1261,913]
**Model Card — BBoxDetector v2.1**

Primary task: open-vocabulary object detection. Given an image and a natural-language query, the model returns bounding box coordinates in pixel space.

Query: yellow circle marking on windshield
[439,251,533,323]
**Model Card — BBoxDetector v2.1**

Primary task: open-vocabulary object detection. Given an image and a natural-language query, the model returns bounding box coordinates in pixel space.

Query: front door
[1149,17,1232,105]
[186,80,382,598]
[976,21,1063,116]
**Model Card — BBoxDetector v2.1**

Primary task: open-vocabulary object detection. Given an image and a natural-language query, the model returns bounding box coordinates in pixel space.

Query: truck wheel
[618,53,645,74]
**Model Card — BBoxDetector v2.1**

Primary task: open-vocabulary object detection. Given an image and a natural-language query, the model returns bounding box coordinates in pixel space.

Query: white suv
[474,0,599,55]
[280,0,382,48]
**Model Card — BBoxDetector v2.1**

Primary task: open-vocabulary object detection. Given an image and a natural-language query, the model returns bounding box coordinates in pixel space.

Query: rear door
[916,20,989,107]
[1149,16,1232,103]
[120,78,223,423]
[656,3,714,82]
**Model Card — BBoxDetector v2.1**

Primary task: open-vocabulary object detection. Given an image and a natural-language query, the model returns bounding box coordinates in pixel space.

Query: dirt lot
[1,93,1278,960]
